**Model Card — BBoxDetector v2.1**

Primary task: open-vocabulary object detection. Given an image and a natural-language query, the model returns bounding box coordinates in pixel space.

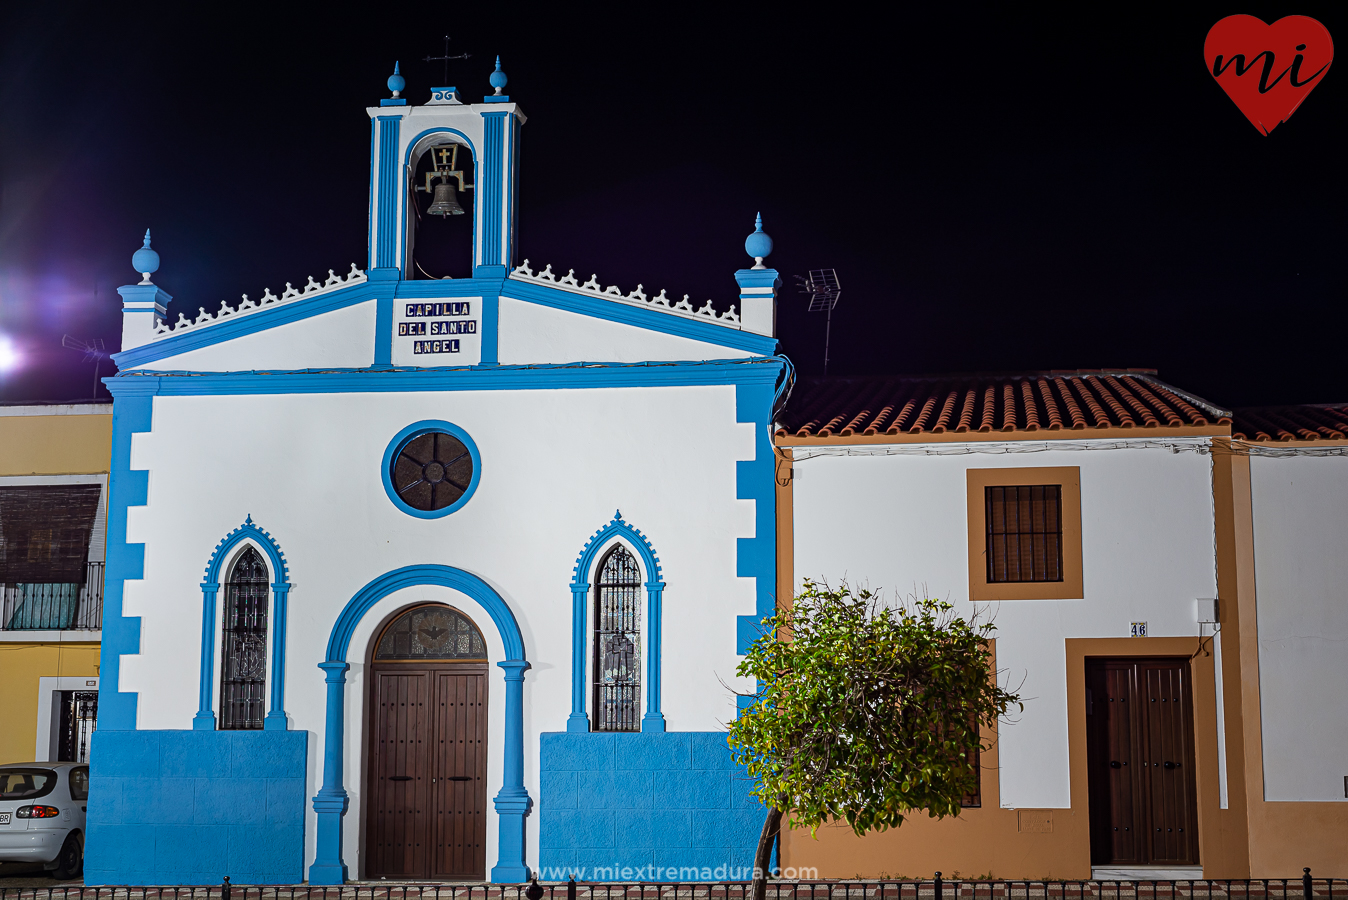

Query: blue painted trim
[111,277,509,371]
[480,112,507,269]
[379,419,483,518]
[111,281,379,370]
[492,659,531,882]
[507,114,520,270]
[325,564,525,662]
[313,565,531,883]
[109,274,771,372]
[401,127,478,168]
[502,279,779,357]
[194,516,293,730]
[482,95,510,103]
[367,119,377,270]
[734,269,780,290]
[310,661,350,885]
[374,295,393,367]
[568,511,666,732]
[104,357,784,398]
[375,116,401,270]
[734,379,778,663]
[480,291,500,365]
[379,99,408,106]
[98,390,157,730]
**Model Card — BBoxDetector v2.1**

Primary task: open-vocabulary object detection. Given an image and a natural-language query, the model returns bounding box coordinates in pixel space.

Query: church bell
[427,181,465,216]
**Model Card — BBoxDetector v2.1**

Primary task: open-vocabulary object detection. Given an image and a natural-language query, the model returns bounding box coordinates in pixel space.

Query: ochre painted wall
[1223,445,1348,876]
[780,637,1243,879]
[0,411,112,475]
[0,642,100,764]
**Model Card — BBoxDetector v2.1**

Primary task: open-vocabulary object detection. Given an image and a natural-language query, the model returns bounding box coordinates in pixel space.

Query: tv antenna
[61,335,108,399]
[424,35,470,85]
[795,269,842,374]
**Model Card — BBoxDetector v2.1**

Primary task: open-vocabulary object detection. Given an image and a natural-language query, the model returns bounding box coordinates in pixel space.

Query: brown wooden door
[432,670,488,879]
[367,664,487,880]
[1086,657,1199,866]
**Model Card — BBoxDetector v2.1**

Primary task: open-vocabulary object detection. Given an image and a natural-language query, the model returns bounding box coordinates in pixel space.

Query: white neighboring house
[775,375,1348,880]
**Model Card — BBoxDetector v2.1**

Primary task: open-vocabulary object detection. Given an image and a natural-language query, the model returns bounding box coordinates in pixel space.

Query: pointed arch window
[593,545,641,732]
[220,546,269,730]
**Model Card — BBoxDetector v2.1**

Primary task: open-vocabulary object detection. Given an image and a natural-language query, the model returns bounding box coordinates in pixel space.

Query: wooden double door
[1085,657,1200,866]
[365,663,488,880]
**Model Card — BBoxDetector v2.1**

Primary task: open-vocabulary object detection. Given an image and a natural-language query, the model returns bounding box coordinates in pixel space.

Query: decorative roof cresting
[509,260,740,328]
[149,264,368,340]
[745,213,772,270]
[133,230,160,285]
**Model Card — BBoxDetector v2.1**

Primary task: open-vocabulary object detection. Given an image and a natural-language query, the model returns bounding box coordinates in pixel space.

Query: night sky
[0,4,1342,408]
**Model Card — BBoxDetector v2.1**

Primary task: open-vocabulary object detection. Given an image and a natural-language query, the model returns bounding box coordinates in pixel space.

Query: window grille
[57,691,98,763]
[1,562,104,631]
[593,545,641,732]
[220,546,269,730]
[985,484,1063,583]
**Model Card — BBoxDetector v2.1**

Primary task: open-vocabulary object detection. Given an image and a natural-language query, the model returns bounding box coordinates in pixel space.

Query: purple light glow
[0,333,22,374]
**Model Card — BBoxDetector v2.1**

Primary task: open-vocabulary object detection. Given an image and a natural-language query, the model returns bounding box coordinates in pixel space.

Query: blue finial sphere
[387,61,405,95]
[744,212,772,263]
[132,229,160,277]
[489,56,508,92]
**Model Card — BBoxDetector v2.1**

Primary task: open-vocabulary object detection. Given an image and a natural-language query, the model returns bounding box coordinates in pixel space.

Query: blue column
[264,584,290,730]
[193,582,218,730]
[642,580,666,732]
[372,115,402,279]
[475,111,509,278]
[491,660,532,882]
[309,661,350,885]
[566,582,589,732]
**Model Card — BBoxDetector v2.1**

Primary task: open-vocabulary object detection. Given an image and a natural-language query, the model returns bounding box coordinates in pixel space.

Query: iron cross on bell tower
[424,35,470,85]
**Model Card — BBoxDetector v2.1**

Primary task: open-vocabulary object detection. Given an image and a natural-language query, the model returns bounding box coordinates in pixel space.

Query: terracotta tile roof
[776,370,1232,438]
[1231,405,1348,442]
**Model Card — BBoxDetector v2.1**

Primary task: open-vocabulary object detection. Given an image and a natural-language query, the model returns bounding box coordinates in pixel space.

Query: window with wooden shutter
[967,467,1083,601]
[985,484,1064,583]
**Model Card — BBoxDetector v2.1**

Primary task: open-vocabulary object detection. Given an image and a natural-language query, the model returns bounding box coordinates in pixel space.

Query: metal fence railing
[0,561,104,631]
[0,873,1342,900]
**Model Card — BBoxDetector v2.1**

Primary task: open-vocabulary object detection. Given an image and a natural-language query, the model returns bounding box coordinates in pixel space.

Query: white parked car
[0,763,88,880]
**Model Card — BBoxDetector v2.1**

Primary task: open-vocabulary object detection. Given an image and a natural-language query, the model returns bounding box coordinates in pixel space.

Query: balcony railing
[0,560,104,631]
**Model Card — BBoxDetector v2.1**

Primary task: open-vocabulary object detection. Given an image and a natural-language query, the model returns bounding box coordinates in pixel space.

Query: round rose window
[382,421,481,517]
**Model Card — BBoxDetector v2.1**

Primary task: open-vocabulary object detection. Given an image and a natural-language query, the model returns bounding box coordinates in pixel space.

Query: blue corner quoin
[84,730,308,885]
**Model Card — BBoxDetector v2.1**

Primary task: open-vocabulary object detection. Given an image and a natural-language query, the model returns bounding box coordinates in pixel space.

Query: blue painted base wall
[85,730,307,885]
[539,732,766,882]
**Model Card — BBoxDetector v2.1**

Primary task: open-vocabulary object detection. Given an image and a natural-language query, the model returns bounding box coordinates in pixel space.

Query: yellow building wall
[0,410,112,475]
[0,643,100,764]
[0,407,110,764]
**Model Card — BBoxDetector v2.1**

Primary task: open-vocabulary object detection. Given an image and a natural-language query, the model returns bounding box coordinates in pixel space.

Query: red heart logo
[1204,15,1334,135]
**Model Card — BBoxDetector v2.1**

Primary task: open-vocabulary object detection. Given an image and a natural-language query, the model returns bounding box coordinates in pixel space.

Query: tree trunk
[751,805,783,900]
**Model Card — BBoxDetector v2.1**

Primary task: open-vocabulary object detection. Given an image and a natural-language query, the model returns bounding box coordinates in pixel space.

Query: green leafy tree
[729,580,1022,899]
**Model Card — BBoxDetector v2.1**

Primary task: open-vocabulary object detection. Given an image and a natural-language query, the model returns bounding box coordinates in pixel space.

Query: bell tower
[366,58,524,282]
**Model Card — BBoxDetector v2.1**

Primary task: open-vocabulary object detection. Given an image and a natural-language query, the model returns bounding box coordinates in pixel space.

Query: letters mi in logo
[1205,15,1334,135]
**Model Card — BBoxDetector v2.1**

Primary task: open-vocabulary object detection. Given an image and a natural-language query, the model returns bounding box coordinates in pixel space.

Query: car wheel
[52,832,83,880]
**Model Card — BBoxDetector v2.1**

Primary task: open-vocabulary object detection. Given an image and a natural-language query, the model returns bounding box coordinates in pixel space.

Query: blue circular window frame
[381,420,482,519]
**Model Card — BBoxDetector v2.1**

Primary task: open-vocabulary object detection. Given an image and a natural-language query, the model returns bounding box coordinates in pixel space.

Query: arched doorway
[364,603,489,880]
